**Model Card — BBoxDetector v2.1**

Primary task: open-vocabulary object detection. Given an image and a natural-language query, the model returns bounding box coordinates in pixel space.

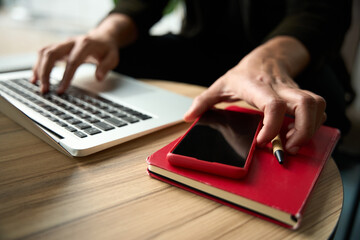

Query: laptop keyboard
[0,78,152,138]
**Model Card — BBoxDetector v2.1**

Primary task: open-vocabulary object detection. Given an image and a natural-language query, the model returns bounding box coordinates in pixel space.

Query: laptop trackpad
[72,71,154,99]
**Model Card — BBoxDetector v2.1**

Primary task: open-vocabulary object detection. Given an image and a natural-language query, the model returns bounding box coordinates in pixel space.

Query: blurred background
[0,0,113,54]
[0,1,359,239]
[0,0,183,55]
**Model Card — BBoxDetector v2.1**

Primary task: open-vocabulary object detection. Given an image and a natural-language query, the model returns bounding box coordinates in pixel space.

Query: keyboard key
[49,109,64,115]
[134,113,152,120]
[94,122,115,131]
[68,108,82,115]
[75,101,86,108]
[105,108,117,114]
[105,117,128,127]
[85,117,100,123]
[34,108,43,113]
[112,103,127,110]
[47,116,58,122]
[74,131,87,138]
[67,118,81,125]
[43,105,55,111]
[78,112,91,119]
[65,126,77,132]
[76,122,91,130]
[96,112,110,119]
[40,112,51,118]
[56,121,68,127]
[121,116,139,124]
[84,127,101,135]
[113,112,127,118]
[123,108,139,115]
[87,108,100,115]
[58,114,73,120]
[98,104,110,110]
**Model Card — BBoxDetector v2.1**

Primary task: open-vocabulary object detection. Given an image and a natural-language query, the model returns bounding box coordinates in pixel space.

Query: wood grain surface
[0,80,343,240]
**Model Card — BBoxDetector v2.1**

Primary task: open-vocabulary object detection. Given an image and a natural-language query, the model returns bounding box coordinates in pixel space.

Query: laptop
[0,64,193,157]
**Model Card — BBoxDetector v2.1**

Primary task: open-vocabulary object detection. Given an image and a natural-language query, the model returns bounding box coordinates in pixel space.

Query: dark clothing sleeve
[110,0,351,67]
[263,0,352,66]
[109,0,169,37]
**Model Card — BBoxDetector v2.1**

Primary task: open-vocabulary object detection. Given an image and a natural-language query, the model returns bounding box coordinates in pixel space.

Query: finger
[38,48,58,93]
[31,49,44,84]
[183,80,231,122]
[255,97,286,146]
[302,90,327,130]
[276,88,325,154]
[37,42,74,93]
[234,77,287,145]
[95,49,119,81]
[58,38,94,94]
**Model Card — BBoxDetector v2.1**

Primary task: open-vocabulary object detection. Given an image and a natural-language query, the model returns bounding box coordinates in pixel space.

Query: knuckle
[38,47,46,55]
[257,74,272,84]
[38,46,52,56]
[266,98,286,113]
[315,96,326,110]
[44,49,57,59]
[298,94,316,108]
[79,36,92,46]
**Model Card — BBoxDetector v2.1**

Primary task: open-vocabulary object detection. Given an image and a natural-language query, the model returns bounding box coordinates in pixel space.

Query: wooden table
[0,79,343,240]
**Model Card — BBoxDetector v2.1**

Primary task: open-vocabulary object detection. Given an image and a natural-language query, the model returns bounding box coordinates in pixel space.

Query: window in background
[1,0,114,35]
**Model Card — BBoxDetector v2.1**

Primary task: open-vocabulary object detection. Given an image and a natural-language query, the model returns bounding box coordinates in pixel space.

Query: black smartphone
[167,107,263,178]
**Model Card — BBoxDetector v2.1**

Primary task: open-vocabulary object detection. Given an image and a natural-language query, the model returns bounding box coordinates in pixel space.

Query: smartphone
[167,107,263,179]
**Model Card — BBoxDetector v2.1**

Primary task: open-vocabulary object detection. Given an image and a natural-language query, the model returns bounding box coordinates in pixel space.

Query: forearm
[89,13,138,49]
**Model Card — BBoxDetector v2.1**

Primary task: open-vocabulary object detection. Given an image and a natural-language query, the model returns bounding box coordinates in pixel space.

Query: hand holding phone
[167,107,263,179]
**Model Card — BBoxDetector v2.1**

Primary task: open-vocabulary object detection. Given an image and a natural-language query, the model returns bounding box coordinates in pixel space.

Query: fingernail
[57,86,64,95]
[287,146,300,155]
[183,112,192,122]
[255,135,266,147]
[41,85,47,93]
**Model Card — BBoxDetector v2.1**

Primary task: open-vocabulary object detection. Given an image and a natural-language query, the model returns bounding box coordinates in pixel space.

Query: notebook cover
[146,106,340,229]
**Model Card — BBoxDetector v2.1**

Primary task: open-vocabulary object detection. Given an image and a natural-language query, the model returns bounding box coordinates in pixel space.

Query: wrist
[89,13,138,48]
[259,36,310,77]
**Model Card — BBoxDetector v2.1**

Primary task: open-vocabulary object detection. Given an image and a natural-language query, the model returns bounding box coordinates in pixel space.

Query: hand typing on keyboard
[31,14,137,94]
[1,78,152,140]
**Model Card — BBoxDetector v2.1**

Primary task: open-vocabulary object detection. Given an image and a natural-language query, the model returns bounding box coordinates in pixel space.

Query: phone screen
[171,109,262,167]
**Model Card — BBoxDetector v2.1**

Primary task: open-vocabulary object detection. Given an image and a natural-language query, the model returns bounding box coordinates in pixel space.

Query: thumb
[184,83,225,122]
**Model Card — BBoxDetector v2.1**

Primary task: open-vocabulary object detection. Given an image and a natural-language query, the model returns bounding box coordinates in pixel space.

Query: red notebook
[146,107,340,229]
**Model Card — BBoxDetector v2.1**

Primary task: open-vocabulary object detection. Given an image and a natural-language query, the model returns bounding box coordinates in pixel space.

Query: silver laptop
[0,64,193,157]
